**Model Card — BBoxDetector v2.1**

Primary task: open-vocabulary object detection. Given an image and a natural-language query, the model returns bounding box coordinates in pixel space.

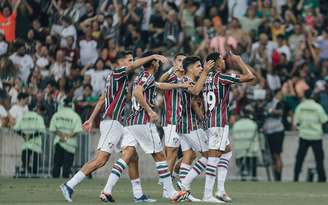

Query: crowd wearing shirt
[0,0,327,165]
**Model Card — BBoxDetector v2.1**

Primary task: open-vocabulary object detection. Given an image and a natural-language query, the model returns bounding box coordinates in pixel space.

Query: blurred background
[0,0,328,182]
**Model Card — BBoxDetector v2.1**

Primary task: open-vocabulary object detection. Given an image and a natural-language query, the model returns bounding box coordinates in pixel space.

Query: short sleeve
[136,71,154,89]
[113,67,128,80]
[219,73,240,85]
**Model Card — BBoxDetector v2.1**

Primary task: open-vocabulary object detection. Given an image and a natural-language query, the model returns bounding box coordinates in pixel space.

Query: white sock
[66,171,86,189]
[217,152,232,193]
[156,161,177,198]
[131,178,144,198]
[182,157,207,188]
[104,158,128,194]
[204,157,220,198]
[179,163,191,181]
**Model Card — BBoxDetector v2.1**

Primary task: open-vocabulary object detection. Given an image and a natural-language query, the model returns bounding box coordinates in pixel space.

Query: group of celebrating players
[59,49,255,203]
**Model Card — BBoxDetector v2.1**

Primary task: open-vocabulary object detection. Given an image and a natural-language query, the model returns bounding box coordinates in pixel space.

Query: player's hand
[229,54,243,63]
[152,55,169,64]
[204,60,215,72]
[148,109,158,123]
[82,119,93,132]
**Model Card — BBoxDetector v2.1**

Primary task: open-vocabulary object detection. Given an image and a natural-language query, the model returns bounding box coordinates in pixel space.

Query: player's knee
[224,144,232,153]
[152,152,165,161]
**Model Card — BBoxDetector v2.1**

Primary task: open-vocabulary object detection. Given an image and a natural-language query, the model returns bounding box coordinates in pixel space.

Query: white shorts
[163,124,180,148]
[206,125,230,151]
[97,120,137,153]
[127,123,163,154]
[180,129,208,153]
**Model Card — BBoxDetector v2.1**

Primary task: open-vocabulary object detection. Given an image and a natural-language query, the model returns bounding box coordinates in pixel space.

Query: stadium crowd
[0,0,328,182]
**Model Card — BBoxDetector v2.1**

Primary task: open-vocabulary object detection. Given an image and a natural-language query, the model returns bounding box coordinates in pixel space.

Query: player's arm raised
[188,60,215,96]
[82,93,106,132]
[231,55,255,83]
[155,82,191,90]
[133,85,158,123]
[127,55,169,71]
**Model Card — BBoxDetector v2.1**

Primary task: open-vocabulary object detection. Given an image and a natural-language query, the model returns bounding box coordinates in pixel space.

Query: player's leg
[163,125,180,174]
[100,145,135,202]
[215,147,232,203]
[128,123,188,202]
[61,120,121,202]
[181,130,208,191]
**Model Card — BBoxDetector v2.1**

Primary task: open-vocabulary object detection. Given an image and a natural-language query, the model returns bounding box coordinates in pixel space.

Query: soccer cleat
[99,192,115,203]
[170,191,190,203]
[215,192,232,203]
[60,183,74,202]
[203,196,225,203]
[187,193,202,202]
[176,180,190,192]
[162,189,171,199]
[134,194,157,203]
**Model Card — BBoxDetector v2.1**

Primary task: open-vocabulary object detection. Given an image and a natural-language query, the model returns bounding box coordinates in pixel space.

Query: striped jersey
[161,73,182,126]
[177,76,199,134]
[102,67,129,123]
[126,70,157,125]
[203,71,240,128]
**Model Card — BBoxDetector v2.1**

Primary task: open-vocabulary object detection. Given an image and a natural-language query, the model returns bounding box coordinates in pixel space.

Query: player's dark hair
[142,50,156,68]
[115,50,133,63]
[182,56,200,72]
[174,52,186,59]
[206,52,221,62]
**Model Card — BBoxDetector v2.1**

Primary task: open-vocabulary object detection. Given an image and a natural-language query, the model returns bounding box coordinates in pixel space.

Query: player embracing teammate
[59,49,256,203]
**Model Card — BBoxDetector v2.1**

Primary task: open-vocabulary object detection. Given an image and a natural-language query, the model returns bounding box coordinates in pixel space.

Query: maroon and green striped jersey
[161,73,182,126]
[177,76,199,134]
[126,70,157,125]
[102,67,129,123]
[203,71,240,128]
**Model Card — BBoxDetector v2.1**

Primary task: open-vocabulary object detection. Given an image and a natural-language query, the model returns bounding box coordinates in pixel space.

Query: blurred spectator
[263,91,285,181]
[50,97,82,178]
[50,49,71,81]
[9,40,34,84]
[82,58,110,96]
[74,84,98,122]
[0,89,9,127]
[14,104,46,175]
[293,89,328,182]
[9,92,29,126]
[0,0,21,42]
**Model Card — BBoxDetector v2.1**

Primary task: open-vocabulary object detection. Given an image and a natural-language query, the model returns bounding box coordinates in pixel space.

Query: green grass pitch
[1,177,328,205]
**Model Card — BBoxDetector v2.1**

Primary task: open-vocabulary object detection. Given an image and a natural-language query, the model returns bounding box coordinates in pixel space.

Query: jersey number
[132,96,141,111]
[203,91,216,111]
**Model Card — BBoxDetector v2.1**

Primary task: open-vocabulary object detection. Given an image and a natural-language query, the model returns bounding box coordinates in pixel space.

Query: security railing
[0,128,91,178]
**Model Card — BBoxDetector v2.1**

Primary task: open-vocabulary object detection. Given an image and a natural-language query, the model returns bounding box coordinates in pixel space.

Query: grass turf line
[1,177,328,205]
